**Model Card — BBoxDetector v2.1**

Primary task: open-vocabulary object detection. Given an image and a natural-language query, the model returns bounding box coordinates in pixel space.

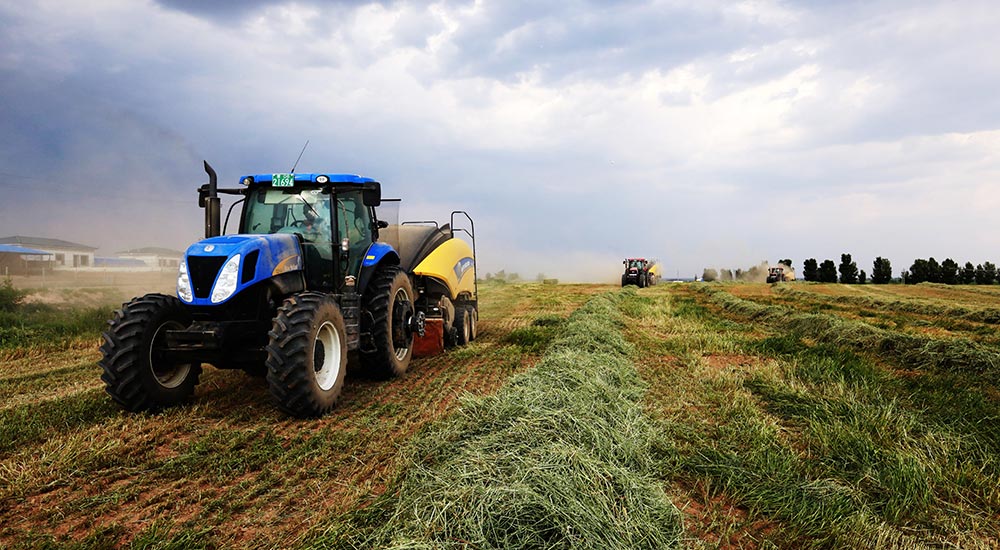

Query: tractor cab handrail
[401,221,439,228]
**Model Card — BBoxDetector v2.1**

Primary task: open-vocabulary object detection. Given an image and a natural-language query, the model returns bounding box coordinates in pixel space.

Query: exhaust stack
[203,161,220,238]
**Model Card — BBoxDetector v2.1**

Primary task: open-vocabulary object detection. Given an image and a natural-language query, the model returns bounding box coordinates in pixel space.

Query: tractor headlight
[177,260,193,302]
[211,254,241,304]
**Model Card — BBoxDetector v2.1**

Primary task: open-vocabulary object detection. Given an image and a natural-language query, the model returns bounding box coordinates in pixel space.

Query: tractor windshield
[243,188,332,243]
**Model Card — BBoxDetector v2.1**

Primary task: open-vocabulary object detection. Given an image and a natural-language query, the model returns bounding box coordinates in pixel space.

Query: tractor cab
[236,174,384,293]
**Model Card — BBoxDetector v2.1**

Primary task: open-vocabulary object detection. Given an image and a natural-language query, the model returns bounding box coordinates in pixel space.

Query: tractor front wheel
[360,267,415,379]
[99,294,202,412]
[265,292,347,417]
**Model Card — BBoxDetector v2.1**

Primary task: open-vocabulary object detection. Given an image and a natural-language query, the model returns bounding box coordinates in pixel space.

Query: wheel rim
[390,287,412,360]
[314,321,342,391]
[149,321,191,389]
[463,311,471,343]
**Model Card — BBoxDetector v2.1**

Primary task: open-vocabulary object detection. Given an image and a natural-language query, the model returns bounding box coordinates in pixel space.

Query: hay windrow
[318,289,683,549]
[774,284,1000,324]
[698,285,1000,378]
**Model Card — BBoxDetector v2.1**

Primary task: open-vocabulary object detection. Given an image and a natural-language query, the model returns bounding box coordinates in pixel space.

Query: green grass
[621,284,1000,548]
[311,289,683,549]
[0,303,112,351]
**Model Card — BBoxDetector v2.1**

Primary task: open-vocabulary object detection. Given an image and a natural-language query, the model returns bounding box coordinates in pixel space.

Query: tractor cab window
[334,190,373,279]
[244,187,336,289]
[243,188,332,243]
[629,260,643,269]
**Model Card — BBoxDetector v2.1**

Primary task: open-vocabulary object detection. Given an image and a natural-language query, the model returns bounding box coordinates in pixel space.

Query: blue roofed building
[0,236,97,270]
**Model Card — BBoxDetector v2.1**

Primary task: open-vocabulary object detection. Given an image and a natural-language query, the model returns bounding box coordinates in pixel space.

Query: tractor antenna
[290,140,310,173]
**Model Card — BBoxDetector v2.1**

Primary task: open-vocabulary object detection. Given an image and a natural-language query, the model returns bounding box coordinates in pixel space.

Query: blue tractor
[99,162,477,417]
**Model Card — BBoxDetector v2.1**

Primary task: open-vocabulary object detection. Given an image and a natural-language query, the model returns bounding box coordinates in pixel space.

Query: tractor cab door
[334,189,374,290]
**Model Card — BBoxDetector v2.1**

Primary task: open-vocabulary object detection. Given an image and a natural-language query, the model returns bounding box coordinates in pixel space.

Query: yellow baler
[380,212,478,355]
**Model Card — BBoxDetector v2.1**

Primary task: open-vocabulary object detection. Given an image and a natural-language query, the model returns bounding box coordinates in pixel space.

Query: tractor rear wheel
[454,307,471,346]
[638,274,646,288]
[99,293,202,412]
[360,267,415,379]
[265,292,347,417]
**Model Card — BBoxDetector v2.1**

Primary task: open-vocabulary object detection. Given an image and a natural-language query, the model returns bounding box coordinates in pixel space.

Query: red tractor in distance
[622,258,660,288]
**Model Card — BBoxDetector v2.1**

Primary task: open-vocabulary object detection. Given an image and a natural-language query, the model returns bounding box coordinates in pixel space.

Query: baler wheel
[265,292,347,417]
[360,266,414,379]
[99,293,202,412]
[454,307,471,346]
[468,307,478,341]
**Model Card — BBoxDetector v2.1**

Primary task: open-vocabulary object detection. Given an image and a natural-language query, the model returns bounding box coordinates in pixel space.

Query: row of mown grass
[310,289,684,549]
[623,284,1000,549]
[774,284,1000,325]
[698,284,1000,377]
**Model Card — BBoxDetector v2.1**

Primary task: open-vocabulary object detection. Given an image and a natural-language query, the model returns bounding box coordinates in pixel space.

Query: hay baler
[99,162,477,417]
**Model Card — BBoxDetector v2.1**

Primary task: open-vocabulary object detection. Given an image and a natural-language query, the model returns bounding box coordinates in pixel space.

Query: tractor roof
[239,173,377,185]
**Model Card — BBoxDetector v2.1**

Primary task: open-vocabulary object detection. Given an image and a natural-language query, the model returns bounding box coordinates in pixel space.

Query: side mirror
[362,182,381,206]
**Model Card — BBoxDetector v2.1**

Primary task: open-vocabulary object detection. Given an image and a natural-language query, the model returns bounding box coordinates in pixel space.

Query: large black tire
[360,267,415,379]
[265,292,348,418]
[621,275,627,287]
[638,274,646,288]
[454,307,471,346]
[99,294,202,412]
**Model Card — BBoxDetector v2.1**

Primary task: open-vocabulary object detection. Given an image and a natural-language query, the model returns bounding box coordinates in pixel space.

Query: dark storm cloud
[435,1,780,83]
[155,0,346,20]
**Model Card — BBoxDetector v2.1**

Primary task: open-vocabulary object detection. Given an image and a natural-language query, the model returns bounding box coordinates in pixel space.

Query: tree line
[798,255,999,285]
[702,255,1000,285]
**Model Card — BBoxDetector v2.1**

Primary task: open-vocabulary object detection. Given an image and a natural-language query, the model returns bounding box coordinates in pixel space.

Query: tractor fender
[358,242,400,295]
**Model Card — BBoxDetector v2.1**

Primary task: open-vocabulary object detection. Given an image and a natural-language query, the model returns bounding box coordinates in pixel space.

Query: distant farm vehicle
[621,258,660,288]
[766,266,795,283]
[99,162,477,417]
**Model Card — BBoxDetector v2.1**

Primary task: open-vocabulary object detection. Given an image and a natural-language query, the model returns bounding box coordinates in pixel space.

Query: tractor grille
[188,256,227,299]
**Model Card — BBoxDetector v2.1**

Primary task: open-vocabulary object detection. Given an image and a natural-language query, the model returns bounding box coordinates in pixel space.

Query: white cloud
[1,0,999,275]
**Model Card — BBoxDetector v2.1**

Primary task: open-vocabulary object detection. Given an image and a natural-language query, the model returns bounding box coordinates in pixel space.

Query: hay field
[1,280,998,548]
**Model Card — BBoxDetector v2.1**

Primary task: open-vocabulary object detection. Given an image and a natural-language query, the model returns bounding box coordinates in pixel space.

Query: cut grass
[312,289,683,549]
[699,284,1000,378]
[623,285,1000,548]
[0,282,607,548]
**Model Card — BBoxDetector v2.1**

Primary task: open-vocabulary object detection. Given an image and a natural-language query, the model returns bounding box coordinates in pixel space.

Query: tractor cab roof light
[241,177,253,185]
[316,175,329,184]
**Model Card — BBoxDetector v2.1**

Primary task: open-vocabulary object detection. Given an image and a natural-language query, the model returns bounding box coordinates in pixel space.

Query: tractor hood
[177,234,302,306]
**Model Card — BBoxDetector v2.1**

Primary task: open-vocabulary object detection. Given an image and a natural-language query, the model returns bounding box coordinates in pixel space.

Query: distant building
[116,247,184,269]
[0,244,53,275]
[0,236,96,269]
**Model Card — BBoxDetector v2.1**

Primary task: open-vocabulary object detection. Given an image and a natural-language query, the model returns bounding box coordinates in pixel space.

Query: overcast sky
[1,0,998,281]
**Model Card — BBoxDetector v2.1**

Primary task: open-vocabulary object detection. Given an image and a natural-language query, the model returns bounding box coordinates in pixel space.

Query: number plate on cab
[272,173,294,187]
